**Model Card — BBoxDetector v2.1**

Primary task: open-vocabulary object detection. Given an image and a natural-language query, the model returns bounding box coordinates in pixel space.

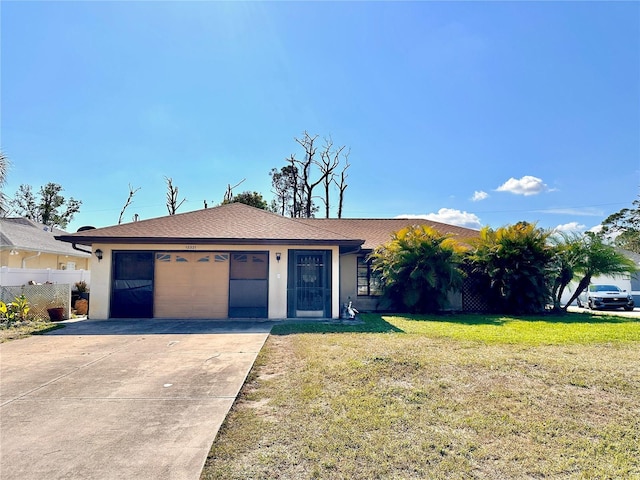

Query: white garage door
[154,252,229,318]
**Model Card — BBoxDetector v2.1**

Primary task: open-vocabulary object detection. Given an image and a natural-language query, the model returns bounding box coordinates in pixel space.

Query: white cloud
[553,222,586,233]
[397,208,482,229]
[496,175,549,196]
[471,190,489,202]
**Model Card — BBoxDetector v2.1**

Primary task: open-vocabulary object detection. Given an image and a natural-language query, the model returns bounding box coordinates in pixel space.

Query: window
[357,257,382,296]
[156,253,171,262]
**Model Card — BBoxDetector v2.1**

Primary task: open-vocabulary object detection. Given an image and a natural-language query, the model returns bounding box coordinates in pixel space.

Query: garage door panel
[154,252,229,318]
[228,253,268,318]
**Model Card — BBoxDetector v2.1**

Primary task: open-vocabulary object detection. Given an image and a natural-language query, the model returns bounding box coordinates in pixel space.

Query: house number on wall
[185,245,197,250]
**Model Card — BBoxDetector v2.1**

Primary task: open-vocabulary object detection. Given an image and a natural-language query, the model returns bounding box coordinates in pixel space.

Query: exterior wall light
[275,252,281,263]
[95,249,103,262]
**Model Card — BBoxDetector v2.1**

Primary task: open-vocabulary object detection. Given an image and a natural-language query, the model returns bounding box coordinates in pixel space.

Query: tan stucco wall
[89,243,340,320]
[0,250,90,270]
[339,253,383,313]
[338,252,463,313]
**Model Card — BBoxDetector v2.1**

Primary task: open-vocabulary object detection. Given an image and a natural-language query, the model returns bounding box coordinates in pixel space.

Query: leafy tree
[222,191,268,210]
[11,182,81,229]
[465,222,554,314]
[269,164,308,217]
[601,196,640,253]
[369,225,466,313]
[559,232,637,309]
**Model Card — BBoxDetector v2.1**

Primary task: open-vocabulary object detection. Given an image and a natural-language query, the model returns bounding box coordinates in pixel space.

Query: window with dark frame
[357,256,382,296]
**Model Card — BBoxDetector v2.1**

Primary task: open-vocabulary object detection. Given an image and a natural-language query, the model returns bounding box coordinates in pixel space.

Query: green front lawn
[202,313,640,479]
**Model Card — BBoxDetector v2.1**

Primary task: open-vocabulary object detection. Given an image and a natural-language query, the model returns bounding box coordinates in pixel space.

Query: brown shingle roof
[56,203,479,250]
[55,203,363,247]
[296,217,479,250]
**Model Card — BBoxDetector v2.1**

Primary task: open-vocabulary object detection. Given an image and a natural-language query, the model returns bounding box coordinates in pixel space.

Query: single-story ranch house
[56,203,478,320]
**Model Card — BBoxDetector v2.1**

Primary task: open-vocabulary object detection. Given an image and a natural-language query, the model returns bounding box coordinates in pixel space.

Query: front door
[287,250,331,318]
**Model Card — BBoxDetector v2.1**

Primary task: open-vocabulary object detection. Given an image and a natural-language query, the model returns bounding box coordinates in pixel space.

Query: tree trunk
[562,275,591,311]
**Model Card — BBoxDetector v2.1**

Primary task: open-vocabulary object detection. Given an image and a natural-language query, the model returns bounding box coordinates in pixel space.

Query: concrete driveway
[0,318,272,480]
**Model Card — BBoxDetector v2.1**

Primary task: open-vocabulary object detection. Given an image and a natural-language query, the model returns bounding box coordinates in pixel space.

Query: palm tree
[465,222,554,314]
[369,225,466,313]
[561,233,637,310]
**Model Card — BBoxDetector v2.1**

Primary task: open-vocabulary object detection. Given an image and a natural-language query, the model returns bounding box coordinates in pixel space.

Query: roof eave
[0,244,91,257]
[55,235,364,248]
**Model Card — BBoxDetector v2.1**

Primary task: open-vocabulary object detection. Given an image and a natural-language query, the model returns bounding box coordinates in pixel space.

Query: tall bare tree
[222,179,246,203]
[165,177,186,215]
[0,151,10,216]
[118,184,141,224]
[293,132,326,218]
[335,154,350,219]
[319,137,343,218]
[270,131,351,218]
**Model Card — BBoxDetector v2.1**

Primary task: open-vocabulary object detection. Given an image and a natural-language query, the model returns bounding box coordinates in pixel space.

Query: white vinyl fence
[0,267,90,288]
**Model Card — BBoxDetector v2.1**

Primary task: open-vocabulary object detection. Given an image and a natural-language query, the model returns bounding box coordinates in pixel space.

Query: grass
[0,319,64,343]
[201,313,640,479]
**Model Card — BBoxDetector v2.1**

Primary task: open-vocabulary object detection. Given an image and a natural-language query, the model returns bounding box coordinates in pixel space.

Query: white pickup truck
[577,284,635,311]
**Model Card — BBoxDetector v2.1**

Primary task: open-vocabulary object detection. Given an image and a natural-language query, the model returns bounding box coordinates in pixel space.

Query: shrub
[370,225,466,313]
[0,295,31,324]
[465,222,554,314]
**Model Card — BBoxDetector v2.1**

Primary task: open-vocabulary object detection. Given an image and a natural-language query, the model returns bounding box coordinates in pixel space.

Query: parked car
[577,284,635,311]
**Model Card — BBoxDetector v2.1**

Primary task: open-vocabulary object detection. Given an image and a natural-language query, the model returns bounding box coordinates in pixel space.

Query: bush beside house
[371,222,637,315]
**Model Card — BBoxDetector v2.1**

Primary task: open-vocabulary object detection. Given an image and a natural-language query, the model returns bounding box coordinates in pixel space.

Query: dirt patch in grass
[201,316,640,479]
[0,320,63,342]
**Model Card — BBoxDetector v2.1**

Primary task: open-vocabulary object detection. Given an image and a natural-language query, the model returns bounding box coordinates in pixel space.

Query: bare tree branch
[334,150,350,219]
[118,184,141,225]
[223,178,246,203]
[165,176,186,215]
[319,137,343,218]
[269,131,352,218]
[292,132,329,218]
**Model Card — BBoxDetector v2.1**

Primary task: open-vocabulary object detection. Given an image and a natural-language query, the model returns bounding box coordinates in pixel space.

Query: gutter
[56,235,365,248]
[72,243,92,255]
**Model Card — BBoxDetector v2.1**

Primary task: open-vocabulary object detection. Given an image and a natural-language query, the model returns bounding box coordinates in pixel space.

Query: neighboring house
[55,203,478,320]
[561,248,640,306]
[624,249,640,304]
[0,217,91,271]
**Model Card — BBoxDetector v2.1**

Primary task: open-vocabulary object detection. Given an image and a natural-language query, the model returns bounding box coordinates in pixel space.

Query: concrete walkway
[0,319,272,480]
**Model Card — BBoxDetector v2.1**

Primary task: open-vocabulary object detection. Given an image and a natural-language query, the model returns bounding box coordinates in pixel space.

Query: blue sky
[2,1,638,233]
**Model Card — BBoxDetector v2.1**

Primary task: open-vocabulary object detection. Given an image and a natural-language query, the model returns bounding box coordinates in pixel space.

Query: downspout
[22,252,41,268]
[72,243,92,255]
